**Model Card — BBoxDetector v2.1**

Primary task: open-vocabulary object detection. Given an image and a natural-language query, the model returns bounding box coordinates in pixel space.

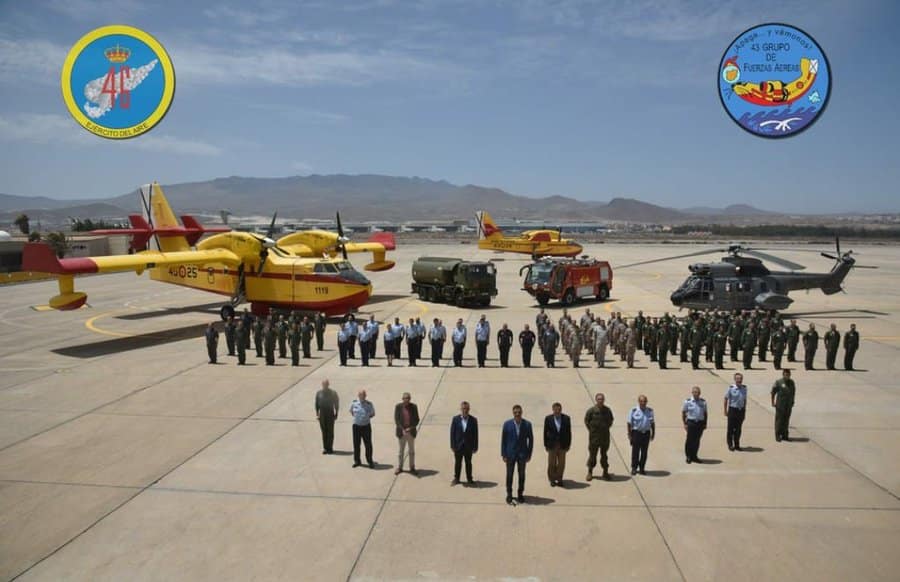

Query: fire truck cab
[520,256,613,306]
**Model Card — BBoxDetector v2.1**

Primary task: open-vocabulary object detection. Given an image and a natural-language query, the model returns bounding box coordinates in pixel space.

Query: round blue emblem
[718,23,830,138]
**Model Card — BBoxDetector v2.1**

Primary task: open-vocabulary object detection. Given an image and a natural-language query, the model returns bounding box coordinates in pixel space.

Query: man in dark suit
[501,404,534,504]
[543,402,572,487]
[394,392,420,475]
[450,401,479,485]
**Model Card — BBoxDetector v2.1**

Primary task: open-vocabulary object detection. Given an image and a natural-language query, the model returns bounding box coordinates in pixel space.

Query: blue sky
[0,0,898,212]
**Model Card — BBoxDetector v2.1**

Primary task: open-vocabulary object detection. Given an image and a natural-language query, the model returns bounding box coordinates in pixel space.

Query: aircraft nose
[343,269,370,286]
[670,291,683,306]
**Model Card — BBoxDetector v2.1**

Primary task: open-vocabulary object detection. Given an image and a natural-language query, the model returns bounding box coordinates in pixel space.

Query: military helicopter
[617,239,875,311]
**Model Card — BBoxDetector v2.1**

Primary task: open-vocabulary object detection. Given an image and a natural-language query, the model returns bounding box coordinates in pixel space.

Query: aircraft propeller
[335,212,349,260]
[253,211,279,273]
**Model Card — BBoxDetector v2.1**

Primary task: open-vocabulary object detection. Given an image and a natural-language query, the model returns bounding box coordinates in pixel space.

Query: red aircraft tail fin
[180,215,230,246]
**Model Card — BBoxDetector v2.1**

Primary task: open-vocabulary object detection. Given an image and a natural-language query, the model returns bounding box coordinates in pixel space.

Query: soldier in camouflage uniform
[771,369,796,442]
[584,393,614,481]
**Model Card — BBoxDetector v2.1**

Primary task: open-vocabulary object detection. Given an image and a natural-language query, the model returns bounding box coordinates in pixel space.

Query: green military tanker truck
[411,257,497,306]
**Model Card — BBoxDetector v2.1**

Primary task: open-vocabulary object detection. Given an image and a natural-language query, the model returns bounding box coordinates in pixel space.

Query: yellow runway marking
[85,312,133,338]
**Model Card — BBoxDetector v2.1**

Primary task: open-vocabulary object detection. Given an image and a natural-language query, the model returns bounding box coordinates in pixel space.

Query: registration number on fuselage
[168,265,199,279]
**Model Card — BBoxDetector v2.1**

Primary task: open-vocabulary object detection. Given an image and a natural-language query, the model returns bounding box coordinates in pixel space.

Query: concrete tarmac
[0,242,898,581]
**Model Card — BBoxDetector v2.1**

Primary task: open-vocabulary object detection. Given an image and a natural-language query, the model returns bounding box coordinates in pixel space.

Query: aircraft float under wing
[23,182,397,317]
[475,210,582,258]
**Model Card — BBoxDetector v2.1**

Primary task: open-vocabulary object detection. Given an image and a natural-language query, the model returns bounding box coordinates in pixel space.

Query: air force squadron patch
[61,25,175,139]
[719,23,830,138]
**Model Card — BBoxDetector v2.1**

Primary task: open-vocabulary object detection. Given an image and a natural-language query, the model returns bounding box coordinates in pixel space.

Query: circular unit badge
[61,25,175,139]
[718,23,830,138]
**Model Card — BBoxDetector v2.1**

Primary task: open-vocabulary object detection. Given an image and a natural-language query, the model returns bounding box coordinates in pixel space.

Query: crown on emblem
[104,44,130,63]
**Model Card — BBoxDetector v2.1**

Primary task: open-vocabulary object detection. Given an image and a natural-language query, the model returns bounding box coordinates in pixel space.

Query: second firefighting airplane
[475,210,582,257]
[23,182,397,317]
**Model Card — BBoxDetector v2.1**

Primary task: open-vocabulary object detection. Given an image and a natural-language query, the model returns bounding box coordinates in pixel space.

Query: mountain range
[0,174,784,224]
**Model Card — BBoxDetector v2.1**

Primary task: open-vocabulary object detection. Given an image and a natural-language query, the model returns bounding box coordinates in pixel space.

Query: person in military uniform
[498,323,513,368]
[406,317,420,367]
[803,323,819,370]
[624,321,637,368]
[273,315,286,359]
[645,318,658,362]
[252,316,265,358]
[786,319,800,362]
[315,379,340,454]
[584,393,614,481]
[543,324,560,368]
[358,322,372,367]
[770,323,786,370]
[451,319,467,367]
[474,315,490,368]
[656,322,669,369]
[627,395,655,475]
[843,323,860,370]
[264,322,276,366]
[235,321,247,365]
[224,316,236,356]
[241,308,253,349]
[519,324,536,368]
[311,312,325,351]
[714,324,728,370]
[771,369,796,442]
[634,311,645,350]
[337,325,349,366]
[295,315,311,359]
[824,323,841,370]
[757,317,771,362]
[345,314,359,359]
[204,322,219,364]
[741,322,757,370]
[724,373,748,451]
[728,315,743,362]
[569,327,582,368]
[704,316,715,363]
[679,319,691,363]
[429,318,446,367]
[289,322,301,367]
[689,320,704,370]
[593,319,608,368]
[681,386,707,463]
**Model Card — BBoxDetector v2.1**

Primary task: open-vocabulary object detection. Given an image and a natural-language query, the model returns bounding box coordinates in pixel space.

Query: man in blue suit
[501,404,534,504]
[449,401,479,485]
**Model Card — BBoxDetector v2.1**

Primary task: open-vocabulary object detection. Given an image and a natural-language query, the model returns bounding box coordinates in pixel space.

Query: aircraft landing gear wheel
[562,289,575,306]
[597,286,609,301]
[220,304,236,321]
[537,294,550,306]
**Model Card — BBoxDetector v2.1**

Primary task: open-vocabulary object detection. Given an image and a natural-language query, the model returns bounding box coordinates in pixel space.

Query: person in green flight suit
[770,323,786,370]
[741,322,757,370]
[301,315,314,359]
[714,325,728,370]
[689,319,704,370]
[645,319,657,362]
[771,369,796,442]
[277,315,288,359]
[824,323,841,370]
[757,317,771,362]
[786,319,801,362]
[289,322,302,367]
[843,324,860,371]
[264,323,277,366]
[634,311,645,351]
[253,316,265,358]
[728,315,744,362]
[803,323,819,370]
[314,312,327,351]
[679,319,691,363]
[656,323,669,369]
[235,321,247,365]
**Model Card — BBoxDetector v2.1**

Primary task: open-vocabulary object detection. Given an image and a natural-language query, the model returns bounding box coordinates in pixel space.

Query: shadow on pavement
[114,302,224,321]
[641,470,671,477]
[53,323,208,358]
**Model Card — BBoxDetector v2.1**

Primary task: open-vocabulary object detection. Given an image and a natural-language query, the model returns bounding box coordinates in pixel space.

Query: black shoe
[322,450,328,455]
[728,445,735,451]
[686,458,692,464]
[368,462,375,469]
[452,478,460,485]
[631,468,637,475]
[693,458,703,464]
[506,495,513,504]
[550,480,557,487]
[735,446,742,452]
[467,478,475,485]
[517,494,525,503]
[775,437,782,442]
[353,463,361,468]
[639,469,646,475]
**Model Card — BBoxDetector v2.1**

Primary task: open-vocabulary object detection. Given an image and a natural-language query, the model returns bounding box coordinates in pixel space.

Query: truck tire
[455,290,466,307]
[479,297,491,307]
[423,287,433,302]
[220,304,235,321]
[537,294,550,306]
[597,285,609,301]
[562,288,576,306]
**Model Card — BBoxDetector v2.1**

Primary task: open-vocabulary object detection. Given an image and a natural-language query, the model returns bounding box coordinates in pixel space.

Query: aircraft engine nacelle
[754,291,793,311]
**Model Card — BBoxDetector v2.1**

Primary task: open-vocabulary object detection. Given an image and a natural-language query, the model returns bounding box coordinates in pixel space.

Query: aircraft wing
[23,242,241,276]
[343,233,396,271]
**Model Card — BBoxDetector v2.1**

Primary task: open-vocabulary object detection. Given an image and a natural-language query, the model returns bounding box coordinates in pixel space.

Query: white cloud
[46,0,145,20]
[0,113,222,156]
[0,37,68,83]
[290,161,314,174]
[170,41,461,87]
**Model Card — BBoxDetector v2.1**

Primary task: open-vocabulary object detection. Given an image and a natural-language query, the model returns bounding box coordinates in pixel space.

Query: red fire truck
[519,256,613,306]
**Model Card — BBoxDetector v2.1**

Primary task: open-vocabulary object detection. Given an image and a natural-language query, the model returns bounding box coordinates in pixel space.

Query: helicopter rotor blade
[615,248,726,269]
[742,250,806,271]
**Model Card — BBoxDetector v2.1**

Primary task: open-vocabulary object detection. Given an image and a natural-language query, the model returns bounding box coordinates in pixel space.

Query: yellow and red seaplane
[23,182,397,317]
[475,210,582,258]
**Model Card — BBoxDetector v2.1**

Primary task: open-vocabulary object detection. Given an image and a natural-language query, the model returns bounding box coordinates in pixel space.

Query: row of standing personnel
[204,307,861,372]
[312,369,797,504]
